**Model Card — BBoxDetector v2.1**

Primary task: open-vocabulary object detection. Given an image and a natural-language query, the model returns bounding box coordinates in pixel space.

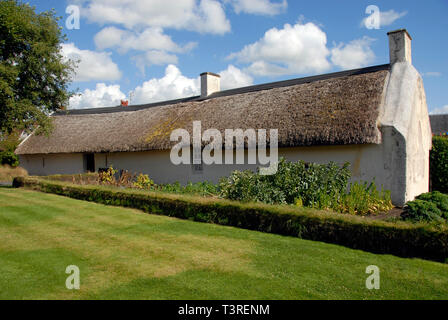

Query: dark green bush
[416,191,448,217]
[218,170,286,204]
[13,177,448,262]
[0,151,19,167]
[403,191,448,223]
[219,158,350,207]
[430,136,448,193]
[403,200,444,223]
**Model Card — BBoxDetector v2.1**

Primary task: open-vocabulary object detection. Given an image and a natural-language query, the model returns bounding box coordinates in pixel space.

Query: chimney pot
[200,72,220,97]
[387,29,412,64]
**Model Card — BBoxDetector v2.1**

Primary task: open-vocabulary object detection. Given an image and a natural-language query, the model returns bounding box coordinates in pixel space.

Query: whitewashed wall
[380,61,432,205]
[18,153,84,176]
[19,143,385,190]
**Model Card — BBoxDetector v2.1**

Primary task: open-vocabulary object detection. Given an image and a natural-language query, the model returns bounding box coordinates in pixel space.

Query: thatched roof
[430,114,448,135]
[16,65,390,155]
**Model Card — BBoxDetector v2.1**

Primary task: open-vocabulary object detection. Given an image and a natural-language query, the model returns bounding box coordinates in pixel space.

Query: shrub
[133,174,155,190]
[339,181,393,215]
[416,191,448,218]
[403,191,448,223]
[430,136,448,193]
[219,170,286,204]
[99,166,117,185]
[265,159,351,208]
[13,177,448,262]
[403,200,444,223]
[220,158,350,207]
[219,158,391,215]
[0,151,19,167]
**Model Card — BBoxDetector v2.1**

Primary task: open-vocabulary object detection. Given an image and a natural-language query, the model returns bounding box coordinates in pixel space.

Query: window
[84,154,95,172]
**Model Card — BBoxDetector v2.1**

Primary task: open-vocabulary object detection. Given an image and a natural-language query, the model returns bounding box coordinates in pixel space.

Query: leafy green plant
[133,174,155,190]
[219,158,390,215]
[339,181,393,215]
[403,191,448,223]
[403,200,444,223]
[99,166,117,185]
[430,136,448,193]
[0,151,19,167]
[219,158,351,208]
[0,130,21,152]
[219,170,286,204]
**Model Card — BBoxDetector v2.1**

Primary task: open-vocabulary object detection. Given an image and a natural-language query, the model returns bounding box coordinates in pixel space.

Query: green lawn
[1,187,448,300]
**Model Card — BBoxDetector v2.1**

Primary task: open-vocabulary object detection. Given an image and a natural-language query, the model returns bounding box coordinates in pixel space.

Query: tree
[0,0,74,136]
[0,129,21,152]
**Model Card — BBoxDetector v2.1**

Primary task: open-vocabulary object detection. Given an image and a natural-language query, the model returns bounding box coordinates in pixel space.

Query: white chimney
[200,72,220,97]
[387,29,412,65]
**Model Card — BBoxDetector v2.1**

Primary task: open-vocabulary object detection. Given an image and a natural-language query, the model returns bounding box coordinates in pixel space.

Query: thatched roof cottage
[16,29,432,206]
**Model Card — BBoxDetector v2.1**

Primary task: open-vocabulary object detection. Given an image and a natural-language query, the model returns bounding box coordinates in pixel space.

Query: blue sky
[28,0,448,113]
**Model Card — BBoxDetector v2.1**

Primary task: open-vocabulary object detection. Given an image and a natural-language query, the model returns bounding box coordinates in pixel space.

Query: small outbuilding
[430,114,448,135]
[16,29,432,206]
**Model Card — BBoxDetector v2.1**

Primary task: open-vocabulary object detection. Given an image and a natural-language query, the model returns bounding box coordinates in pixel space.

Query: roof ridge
[56,64,390,116]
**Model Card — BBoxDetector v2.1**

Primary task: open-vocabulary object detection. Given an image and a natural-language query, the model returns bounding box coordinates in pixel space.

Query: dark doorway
[84,154,95,172]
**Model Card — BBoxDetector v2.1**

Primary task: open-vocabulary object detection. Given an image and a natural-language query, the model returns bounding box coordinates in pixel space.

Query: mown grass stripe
[13,177,448,262]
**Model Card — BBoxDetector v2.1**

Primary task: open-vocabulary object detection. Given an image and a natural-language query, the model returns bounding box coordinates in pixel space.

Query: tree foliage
[430,136,448,193]
[0,0,73,135]
[0,129,21,152]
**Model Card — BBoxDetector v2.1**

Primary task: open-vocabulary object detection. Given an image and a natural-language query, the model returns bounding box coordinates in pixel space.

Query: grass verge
[1,187,448,299]
[13,176,448,262]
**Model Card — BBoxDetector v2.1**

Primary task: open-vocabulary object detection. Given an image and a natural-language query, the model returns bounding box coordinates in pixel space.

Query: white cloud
[361,9,407,28]
[132,65,200,104]
[219,65,254,90]
[69,64,253,109]
[132,64,253,104]
[137,51,179,66]
[61,43,121,82]
[330,37,376,70]
[226,0,287,15]
[78,0,231,35]
[228,22,331,76]
[430,105,448,115]
[379,10,407,26]
[133,51,179,75]
[422,72,442,77]
[94,26,197,74]
[69,83,126,109]
[94,27,196,54]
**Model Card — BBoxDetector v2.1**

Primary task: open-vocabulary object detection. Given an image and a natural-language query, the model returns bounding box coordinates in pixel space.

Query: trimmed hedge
[403,191,448,223]
[13,176,448,263]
